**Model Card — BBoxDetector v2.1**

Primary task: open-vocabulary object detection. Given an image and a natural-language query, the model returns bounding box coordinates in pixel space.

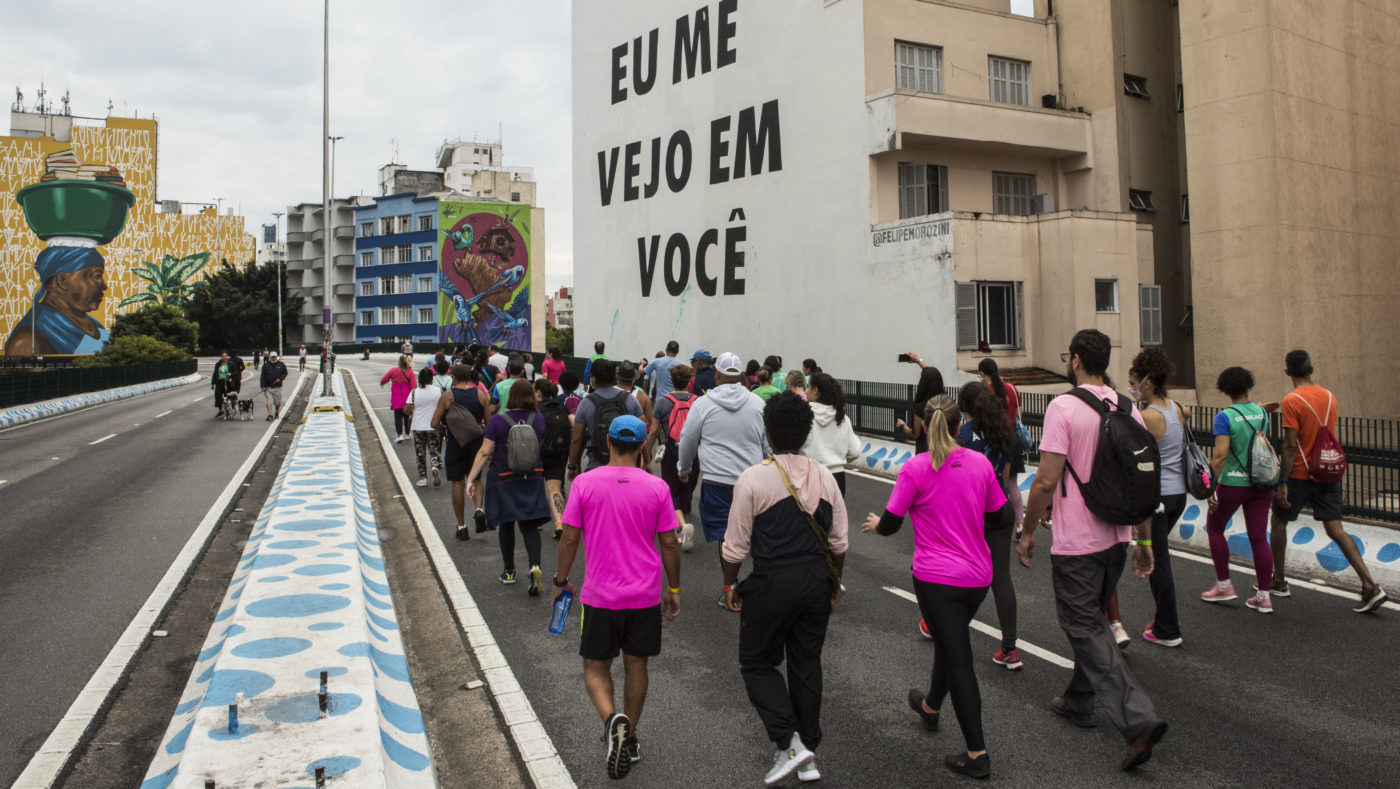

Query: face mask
[1129,384,1143,401]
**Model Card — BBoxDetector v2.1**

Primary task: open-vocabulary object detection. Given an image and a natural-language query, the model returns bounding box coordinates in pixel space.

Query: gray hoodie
[677,382,770,485]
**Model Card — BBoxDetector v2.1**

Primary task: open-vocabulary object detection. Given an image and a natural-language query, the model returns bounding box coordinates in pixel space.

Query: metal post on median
[322,352,335,396]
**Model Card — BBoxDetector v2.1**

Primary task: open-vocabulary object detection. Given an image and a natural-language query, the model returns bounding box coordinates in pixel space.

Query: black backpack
[1060,388,1161,526]
[586,390,631,463]
[539,398,572,456]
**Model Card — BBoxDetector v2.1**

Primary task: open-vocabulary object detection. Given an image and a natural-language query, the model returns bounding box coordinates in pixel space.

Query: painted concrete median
[0,372,203,428]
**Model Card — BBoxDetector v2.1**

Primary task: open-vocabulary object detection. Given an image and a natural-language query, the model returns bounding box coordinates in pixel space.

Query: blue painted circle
[231,637,314,660]
[1293,525,1316,545]
[309,622,344,631]
[305,666,349,679]
[275,519,343,531]
[202,669,276,707]
[267,540,319,550]
[265,692,361,723]
[320,583,351,591]
[245,594,351,618]
[307,756,363,777]
[258,575,290,583]
[1378,542,1400,563]
[294,563,352,577]
[254,553,297,569]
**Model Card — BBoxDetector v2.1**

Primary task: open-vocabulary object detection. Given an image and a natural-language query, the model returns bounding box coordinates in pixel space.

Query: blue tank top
[1149,402,1186,496]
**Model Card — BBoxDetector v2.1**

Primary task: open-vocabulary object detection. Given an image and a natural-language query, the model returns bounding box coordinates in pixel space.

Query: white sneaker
[1110,621,1130,649]
[416,478,428,487]
[682,522,695,552]
[797,757,821,782]
[764,733,814,785]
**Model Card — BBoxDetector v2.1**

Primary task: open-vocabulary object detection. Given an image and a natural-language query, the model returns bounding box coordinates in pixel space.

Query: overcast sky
[2,0,1031,295]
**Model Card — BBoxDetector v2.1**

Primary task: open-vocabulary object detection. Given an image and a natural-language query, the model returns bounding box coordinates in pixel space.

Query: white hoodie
[801,402,862,471]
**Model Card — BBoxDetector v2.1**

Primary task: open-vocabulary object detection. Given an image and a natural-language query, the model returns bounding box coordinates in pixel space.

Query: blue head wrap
[33,246,105,304]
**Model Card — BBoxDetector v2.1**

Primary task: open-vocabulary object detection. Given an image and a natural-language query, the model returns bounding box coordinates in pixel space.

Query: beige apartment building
[864,0,1400,416]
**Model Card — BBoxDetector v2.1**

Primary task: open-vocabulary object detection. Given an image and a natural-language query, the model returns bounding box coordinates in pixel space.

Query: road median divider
[0,372,202,428]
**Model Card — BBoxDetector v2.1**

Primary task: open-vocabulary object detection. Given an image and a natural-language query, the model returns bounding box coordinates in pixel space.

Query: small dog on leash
[238,399,256,421]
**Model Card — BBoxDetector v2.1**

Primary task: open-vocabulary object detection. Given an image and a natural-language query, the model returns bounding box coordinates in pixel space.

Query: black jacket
[261,361,288,388]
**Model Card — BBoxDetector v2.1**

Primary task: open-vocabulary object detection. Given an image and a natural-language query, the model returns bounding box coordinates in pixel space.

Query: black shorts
[1272,478,1343,522]
[579,604,662,661]
[444,437,481,482]
[541,453,567,483]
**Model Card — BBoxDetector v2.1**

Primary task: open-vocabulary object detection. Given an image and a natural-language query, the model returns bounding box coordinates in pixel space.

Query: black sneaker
[1122,720,1168,770]
[1255,580,1292,597]
[455,524,470,541]
[907,689,940,731]
[624,736,640,764]
[1354,585,1388,613]
[499,571,517,585]
[605,712,633,779]
[1050,696,1096,728]
[474,508,488,534]
[944,752,990,779]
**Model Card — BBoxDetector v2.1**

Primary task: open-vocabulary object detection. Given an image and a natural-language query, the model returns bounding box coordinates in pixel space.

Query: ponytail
[978,357,1009,413]
[923,394,960,470]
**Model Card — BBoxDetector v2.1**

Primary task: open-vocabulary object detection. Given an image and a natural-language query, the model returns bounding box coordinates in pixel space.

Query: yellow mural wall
[0,115,253,354]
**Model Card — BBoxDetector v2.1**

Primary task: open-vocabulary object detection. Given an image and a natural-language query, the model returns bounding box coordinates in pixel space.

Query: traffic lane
[0,372,294,786]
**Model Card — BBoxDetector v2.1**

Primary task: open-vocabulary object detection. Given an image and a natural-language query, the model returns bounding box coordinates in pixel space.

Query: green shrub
[76,335,189,367]
[110,304,199,354]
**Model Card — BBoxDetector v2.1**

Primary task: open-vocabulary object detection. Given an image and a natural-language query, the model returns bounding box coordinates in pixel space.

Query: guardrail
[0,359,197,408]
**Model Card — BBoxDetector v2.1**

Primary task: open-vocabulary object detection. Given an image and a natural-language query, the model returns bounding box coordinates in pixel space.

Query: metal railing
[0,359,197,409]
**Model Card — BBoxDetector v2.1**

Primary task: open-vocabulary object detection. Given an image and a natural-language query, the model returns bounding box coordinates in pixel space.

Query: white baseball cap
[715,352,743,376]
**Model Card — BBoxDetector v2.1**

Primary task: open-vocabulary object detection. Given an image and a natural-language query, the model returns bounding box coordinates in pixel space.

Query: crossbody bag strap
[767,457,841,590]
[1286,392,1327,471]
[1224,405,1258,472]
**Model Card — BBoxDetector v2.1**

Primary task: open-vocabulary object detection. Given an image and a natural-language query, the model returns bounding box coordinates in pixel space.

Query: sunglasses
[1060,352,1071,363]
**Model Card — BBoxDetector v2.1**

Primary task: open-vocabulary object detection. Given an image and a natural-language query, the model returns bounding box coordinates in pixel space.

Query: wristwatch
[553,576,569,587]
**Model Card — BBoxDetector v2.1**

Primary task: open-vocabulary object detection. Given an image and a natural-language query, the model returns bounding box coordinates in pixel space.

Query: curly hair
[1130,347,1176,395]
[763,391,814,453]
[957,382,1019,456]
[1215,366,1255,399]
[807,373,848,425]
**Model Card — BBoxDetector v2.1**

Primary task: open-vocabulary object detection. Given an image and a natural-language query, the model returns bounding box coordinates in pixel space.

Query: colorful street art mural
[0,115,253,355]
[436,200,531,349]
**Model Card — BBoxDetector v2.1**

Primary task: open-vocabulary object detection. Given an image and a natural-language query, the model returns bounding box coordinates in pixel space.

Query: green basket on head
[15,180,136,245]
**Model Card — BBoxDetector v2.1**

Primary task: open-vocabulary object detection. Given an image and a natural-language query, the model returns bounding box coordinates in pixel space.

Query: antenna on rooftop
[12,87,21,113]
[61,90,70,116]
[390,137,400,164]
[106,98,113,115]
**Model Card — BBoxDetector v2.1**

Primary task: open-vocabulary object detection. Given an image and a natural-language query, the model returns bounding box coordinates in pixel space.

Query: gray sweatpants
[1051,543,1161,739]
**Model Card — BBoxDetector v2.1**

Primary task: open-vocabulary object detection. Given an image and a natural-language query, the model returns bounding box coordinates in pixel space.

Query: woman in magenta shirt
[863,394,1006,780]
[541,347,567,384]
[379,354,417,442]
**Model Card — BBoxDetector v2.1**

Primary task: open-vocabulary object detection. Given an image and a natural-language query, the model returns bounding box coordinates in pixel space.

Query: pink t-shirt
[1038,384,1147,555]
[562,466,675,610]
[886,448,1006,587]
[541,358,567,384]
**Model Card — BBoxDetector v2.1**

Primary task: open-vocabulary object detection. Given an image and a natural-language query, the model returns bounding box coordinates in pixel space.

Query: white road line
[8,370,306,789]
[850,468,1399,611]
[882,585,1076,669]
[346,369,576,789]
[88,433,116,445]
[0,480,7,486]
[154,410,172,418]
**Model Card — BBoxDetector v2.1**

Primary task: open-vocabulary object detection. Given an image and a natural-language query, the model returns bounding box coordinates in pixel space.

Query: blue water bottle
[549,590,574,635]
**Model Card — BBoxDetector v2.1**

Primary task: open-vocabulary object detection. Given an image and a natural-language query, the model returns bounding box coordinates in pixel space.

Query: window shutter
[1013,281,1024,348]
[1139,284,1162,345]
[956,282,978,350]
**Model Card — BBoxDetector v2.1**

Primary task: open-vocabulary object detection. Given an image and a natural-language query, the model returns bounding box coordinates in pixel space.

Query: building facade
[352,193,441,345]
[547,286,573,329]
[284,197,366,347]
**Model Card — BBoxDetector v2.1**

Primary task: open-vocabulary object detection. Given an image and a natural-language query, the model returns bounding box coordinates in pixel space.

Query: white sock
[1259,590,1271,600]
[1217,580,1231,590]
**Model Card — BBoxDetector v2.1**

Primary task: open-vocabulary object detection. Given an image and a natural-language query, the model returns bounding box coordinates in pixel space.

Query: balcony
[334,254,354,268]
[867,89,1092,164]
[307,286,324,298]
[334,283,356,297]
[334,312,356,325]
[285,258,309,272]
[286,231,307,243]
[334,226,355,239]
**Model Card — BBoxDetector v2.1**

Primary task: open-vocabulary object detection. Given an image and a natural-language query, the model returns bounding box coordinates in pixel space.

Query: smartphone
[897,353,912,363]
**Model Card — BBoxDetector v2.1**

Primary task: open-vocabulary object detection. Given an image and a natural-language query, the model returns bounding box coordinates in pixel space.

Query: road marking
[89,433,116,445]
[155,410,171,418]
[0,382,193,435]
[9,370,307,789]
[882,586,1076,669]
[851,469,1399,611]
[346,369,576,789]
[0,480,7,486]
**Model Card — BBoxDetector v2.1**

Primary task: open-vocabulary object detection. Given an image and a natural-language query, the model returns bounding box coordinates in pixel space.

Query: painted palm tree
[118,252,211,308]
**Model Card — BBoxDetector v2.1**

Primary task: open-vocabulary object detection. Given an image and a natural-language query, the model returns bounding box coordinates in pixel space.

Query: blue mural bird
[440,265,527,345]
[440,226,475,251]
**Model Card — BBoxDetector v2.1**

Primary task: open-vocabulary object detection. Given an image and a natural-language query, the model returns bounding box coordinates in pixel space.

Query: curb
[853,434,1400,594]
[0,372,203,428]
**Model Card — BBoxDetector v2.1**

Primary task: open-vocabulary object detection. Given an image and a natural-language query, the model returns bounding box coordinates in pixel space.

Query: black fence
[0,359,198,409]
[843,380,1400,526]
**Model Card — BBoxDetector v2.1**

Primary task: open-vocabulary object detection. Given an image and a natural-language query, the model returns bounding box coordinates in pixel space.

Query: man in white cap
[260,351,289,421]
[678,352,768,580]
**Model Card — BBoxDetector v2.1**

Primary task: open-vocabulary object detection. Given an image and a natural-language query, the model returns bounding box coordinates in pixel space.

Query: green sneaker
[1255,580,1290,598]
[499,571,517,585]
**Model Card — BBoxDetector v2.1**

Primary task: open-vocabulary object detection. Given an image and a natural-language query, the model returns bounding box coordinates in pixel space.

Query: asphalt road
[0,361,298,787]
[343,357,1398,789]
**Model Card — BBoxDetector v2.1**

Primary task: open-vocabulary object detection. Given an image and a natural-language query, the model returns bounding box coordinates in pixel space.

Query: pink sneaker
[1201,582,1237,603]
[1141,627,1183,647]
[918,619,932,640]
[1245,593,1274,614]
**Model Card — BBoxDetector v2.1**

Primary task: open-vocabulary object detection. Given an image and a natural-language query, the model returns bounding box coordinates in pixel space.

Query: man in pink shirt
[553,415,681,780]
[1018,329,1167,772]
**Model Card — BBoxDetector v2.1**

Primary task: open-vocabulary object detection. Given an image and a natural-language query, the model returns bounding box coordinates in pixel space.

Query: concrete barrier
[853,434,1400,594]
[140,372,435,788]
[0,372,203,428]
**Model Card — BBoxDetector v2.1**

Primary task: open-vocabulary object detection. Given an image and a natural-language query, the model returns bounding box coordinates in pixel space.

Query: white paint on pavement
[88,433,116,445]
[882,586,1076,670]
[154,410,172,418]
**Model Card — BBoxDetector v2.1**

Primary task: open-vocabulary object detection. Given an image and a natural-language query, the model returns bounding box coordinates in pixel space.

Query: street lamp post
[272,210,284,357]
[321,0,332,395]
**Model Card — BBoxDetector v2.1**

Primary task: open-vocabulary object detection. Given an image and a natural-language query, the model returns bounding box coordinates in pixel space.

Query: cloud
[0,0,575,292]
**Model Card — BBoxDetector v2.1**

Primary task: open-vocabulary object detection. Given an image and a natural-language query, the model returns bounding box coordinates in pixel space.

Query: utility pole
[321,0,333,395]
[272,210,284,357]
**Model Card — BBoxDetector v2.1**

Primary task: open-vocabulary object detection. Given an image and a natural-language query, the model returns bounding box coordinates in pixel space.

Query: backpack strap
[766,457,841,592]
[1059,387,1116,497]
[1224,405,1256,473]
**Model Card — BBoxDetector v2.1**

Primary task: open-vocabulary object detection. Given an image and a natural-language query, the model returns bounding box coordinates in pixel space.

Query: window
[396,274,412,293]
[897,162,949,219]
[418,246,433,262]
[1129,189,1156,213]
[396,215,412,233]
[360,310,375,326]
[988,56,1030,106]
[1140,285,1163,345]
[418,214,434,231]
[992,172,1035,216]
[417,307,434,324]
[1095,279,1119,313]
[360,251,373,267]
[399,244,413,263]
[379,307,395,325]
[895,42,941,93]
[380,217,394,235]
[397,305,413,324]
[1180,194,1189,223]
[417,276,434,293]
[360,222,373,238]
[359,280,374,297]
[1176,83,1184,113]
[511,192,521,202]
[955,281,1023,350]
[1123,73,1150,99]
[380,276,395,295]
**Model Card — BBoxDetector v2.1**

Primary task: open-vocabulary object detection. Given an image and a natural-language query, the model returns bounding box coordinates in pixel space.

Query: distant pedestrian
[523,352,536,381]
[743,359,762,390]
[211,352,234,416]
[552,415,681,781]
[977,358,1025,527]
[432,360,453,391]
[644,340,683,400]
[800,374,861,495]
[616,360,653,437]
[491,357,529,417]
[432,361,491,540]
[488,344,509,376]
[252,348,261,369]
[559,370,583,415]
[298,344,307,371]
[569,360,644,475]
[895,363,946,455]
[401,339,413,357]
[752,369,781,402]
[643,364,698,551]
[534,379,572,539]
[785,370,807,400]
[407,368,444,488]
[863,393,1005,780]
[582,341,608,390]
[724,392,847,786]
[468,379,552,594]
[542,347,567,384]
[802,359,820,386]
[763,355,786,392]
[259,351,287,421]
[1269,350,1387,612]
[689,349,717,396]
[380,354,416,443]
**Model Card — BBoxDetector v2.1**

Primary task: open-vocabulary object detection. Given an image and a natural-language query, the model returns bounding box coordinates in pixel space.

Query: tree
[119,252,211,308]
[545,324,574,356]
[185,259,303,352]
[75,335,187,367]
[110,303,199,354]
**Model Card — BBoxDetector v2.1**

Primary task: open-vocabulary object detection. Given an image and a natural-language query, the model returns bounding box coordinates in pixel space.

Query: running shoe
[474,508,488,534]
[624,736,641,764]
[1141,627,1182,647]
[682,522,695,552]
[992,648,1023,670]
[1256,580,1291,597]
[529,566,543,597]
[455,524,470,541]
[1121,720,1168,771]
[1110,621,1130,649]
[1201,582,1237,603]
[499,571,517,585]
[797,758,820,782]
[416,478,428,487]
[1049,696,1096,728]
[604,712,632,779]
[944,752,990,780]
[1354,585,1388,613]
[907,689,940,731]
[432,468,441,487]
[1245,593,1274,614]
[764,733,814,785]
[918,619,932,640]
[554,523,563,540]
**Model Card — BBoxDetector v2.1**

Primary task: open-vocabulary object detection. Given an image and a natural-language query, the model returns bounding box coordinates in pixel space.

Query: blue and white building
[353,193,440,345]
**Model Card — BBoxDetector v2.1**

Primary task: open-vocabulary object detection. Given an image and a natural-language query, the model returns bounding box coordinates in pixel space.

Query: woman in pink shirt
[863,394,1006,780]
[541,347,567,384]
[380,354,417,443]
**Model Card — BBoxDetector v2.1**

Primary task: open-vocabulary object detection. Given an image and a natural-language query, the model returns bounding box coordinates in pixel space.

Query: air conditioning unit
[1041,94,1057,109]
[1034,194,1056,214]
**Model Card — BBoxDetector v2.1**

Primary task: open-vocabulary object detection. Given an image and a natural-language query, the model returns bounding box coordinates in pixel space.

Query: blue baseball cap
[608,415,647,444]
[690,348,713,362]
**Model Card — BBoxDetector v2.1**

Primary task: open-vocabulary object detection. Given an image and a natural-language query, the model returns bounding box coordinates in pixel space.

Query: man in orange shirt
[1269,350,1387,612]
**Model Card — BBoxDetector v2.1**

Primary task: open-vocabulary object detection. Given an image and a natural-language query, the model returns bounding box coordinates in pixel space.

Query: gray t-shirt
[574,385,644,461]
[645,355,683,399]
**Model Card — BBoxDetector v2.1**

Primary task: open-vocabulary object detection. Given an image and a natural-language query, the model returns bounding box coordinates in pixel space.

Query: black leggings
[833,471,847,496]
[498,522,542,572]
[393,407,410,436]
[914,578,988,752]
[984,503,1017,651]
